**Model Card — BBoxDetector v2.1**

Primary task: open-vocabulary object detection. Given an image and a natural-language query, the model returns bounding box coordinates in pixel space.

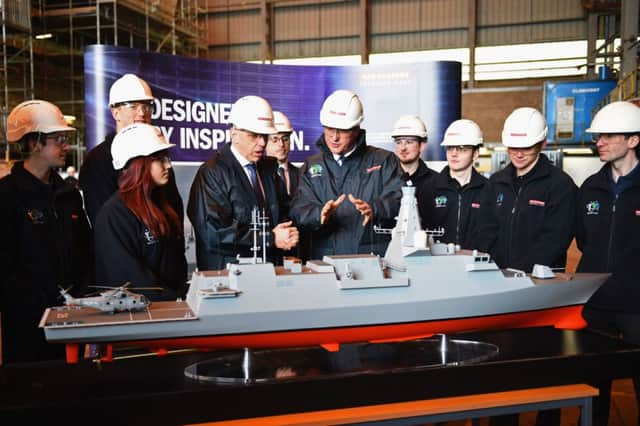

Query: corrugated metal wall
[200,0,586,62]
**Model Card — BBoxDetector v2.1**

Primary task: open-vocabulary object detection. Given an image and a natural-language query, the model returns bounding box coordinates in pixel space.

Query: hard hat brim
[109,95,156,107]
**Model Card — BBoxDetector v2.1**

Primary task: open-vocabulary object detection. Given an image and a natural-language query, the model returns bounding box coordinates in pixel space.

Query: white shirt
[333,147,356,165]
[230,145,254,183]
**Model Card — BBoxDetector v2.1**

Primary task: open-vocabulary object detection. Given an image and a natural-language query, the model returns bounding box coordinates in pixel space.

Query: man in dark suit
[79,73,183,226]
[187,96,299,270]
[267,111,300,196]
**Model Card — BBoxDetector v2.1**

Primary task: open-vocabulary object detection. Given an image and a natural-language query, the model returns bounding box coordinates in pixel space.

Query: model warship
[41,185,609,363]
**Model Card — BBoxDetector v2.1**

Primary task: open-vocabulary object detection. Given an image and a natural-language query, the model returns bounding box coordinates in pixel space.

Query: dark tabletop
[1,326,639,425]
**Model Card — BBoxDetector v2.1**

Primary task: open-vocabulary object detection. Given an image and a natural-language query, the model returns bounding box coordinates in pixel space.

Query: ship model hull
[40,186,609,363]
[41,256,607,363]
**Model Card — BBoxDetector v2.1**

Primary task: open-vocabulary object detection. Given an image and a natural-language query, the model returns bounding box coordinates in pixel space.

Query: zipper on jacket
[455,193,462,244]
[507,186,523,266]
[52,190,71,288]
[606,194,618,271]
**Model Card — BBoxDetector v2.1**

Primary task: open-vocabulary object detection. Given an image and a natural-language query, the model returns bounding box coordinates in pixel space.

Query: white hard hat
[320,89,364,130]
[441,119,483,146]
[108,74,155,107]
[111,123,175,170]
[6,100,76,142]
[273,111,293,133]
[229,95,277,135]
[391,115,428,139]
[501,107,548,148]
[586,101,640,134]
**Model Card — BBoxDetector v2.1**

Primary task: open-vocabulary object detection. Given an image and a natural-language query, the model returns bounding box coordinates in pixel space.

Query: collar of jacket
[588,161,640,192]
[219,141,276,171]
[410,160,432,180]
[492,153,554,185]
[436,166,485,190]
[10,161,67,195]
[218,141,235,160]
[316,128,367,160]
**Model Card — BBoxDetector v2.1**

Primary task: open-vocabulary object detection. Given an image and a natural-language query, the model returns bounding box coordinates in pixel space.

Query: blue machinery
[544,78,616,145]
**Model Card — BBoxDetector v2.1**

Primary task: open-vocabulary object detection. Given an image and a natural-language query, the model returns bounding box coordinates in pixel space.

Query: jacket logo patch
[71,214,79,220]
[27,209,46,224]
[366,165,382,173]
[144,228,159,245]
[471,203,480,209]
[586,201,600,215]
[529,199,545,207]
[434,195,448,208]
[496,193,504,207]
[308,164,323,178]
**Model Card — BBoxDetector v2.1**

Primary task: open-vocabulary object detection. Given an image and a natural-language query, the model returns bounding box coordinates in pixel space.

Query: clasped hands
[320,194,372,227]
[273,221,299,250]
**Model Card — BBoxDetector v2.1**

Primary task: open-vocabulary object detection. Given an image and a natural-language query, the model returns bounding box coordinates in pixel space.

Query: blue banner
[84,45,461,162]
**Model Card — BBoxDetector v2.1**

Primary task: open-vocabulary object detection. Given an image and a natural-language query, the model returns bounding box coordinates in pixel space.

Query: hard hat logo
[391,115,428,139]
[111,123,175,170]
[6,100,76,143]
[229,95,277,135]
[320,90,364,130]
[441,119,483,147]
[501,107,547,148]
[272,111,293,133]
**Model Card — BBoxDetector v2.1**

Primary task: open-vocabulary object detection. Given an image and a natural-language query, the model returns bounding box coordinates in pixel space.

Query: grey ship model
[41,185,609,363]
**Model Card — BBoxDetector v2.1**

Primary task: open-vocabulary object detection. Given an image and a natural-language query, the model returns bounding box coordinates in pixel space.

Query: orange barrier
[187,384,598,426]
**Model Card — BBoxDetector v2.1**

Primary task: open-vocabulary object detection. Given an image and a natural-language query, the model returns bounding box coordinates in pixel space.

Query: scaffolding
[2,0,205,168]
[1,0,34,163]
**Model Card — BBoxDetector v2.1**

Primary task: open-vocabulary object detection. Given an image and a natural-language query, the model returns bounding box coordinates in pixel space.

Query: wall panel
[318,1,359,38]
[478,21,586,46]
[202,0,589,61]
[274,5,321,41]
[372,0,424,33]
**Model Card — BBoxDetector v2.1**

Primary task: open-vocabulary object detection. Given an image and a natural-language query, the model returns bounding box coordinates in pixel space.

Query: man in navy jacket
[577,101,640,426]
[290,90,402,259]
[475,107,576,273]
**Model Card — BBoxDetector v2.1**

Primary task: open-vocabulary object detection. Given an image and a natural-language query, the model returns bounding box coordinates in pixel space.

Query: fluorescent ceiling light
[563,148,594,155]
[35,33,53,40]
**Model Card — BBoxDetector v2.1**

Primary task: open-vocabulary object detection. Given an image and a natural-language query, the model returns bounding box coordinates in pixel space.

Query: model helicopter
[59,283,160,314]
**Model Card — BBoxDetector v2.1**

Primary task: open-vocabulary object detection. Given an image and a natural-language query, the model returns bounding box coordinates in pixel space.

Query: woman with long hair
[94,123,187,300]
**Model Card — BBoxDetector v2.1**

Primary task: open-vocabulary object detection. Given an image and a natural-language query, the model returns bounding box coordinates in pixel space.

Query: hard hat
[273,111,293,133]
[229,95,277,135]
[108,73,155,107]
[441,119,483,146]
[501,107,548,148]
[111,123,175,170]
[586,101,640,134]
[6,100,76,142]
[319,89,364,130]
[391,115,428,139]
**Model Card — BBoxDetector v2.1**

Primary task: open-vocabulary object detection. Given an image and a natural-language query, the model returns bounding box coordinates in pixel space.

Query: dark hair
[16,132,44,153]
[119,156,181,238]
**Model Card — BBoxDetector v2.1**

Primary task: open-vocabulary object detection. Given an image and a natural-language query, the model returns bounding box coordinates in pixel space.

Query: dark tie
[338,155,345,166]
[278,165,290,194]
[246,163,265,207]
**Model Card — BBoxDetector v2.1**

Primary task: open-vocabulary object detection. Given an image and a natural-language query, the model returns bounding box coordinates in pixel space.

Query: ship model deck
[40,185,609,363]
